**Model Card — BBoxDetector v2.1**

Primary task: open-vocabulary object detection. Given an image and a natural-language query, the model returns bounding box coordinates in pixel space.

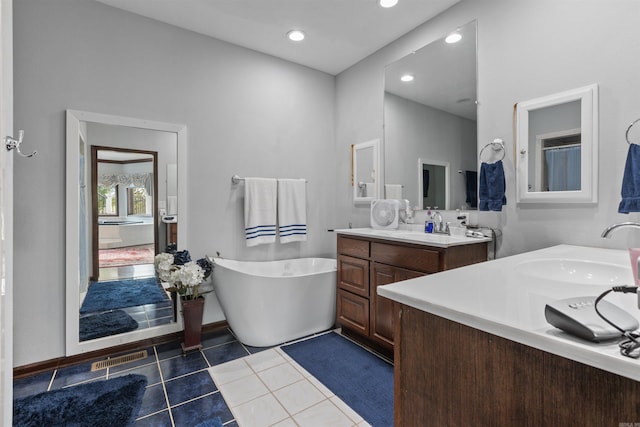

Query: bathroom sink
[514,258,631,286]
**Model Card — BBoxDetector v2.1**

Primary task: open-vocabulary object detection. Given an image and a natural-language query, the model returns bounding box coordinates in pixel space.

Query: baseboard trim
[13,321,229,379]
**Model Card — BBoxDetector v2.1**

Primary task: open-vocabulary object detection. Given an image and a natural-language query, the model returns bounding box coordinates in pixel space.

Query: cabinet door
[337,289,370,336]
[337,254,369,297]
[371,263,424,348]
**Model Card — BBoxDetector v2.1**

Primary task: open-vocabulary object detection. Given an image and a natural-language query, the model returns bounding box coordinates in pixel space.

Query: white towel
[244,177,277,247]
[385,184,403,199]
[277,179,307,244]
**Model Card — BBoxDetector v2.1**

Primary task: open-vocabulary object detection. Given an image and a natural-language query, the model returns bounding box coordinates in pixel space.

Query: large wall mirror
[66,110,187,355]
[515,84,598,204]
[384,20,478,210]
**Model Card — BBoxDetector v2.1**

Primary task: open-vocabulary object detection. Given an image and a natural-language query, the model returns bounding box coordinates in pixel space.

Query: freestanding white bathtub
[212,257,337,347]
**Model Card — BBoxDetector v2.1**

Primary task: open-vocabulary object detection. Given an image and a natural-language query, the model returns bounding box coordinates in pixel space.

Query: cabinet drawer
[371,242,440,273]
[337,255,369,297]
[337,289,370,336]
[337,236,370,259]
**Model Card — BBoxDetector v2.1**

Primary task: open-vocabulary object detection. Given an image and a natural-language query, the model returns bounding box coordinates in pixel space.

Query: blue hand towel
[619,143,640,213]
[479,160,506,211]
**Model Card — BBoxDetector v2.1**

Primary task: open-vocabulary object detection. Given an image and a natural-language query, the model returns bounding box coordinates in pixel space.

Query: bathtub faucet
[601,222,640,238]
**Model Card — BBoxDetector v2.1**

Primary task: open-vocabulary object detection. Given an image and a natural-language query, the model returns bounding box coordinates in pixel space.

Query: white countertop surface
[378,244,640,381]
[335,227,492,248]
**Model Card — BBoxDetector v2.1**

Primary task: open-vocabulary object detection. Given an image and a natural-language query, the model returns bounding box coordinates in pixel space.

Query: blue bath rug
[281,332,393,427]
[79,309,139,341]
[80,277,168,314]
[13,374,147,427]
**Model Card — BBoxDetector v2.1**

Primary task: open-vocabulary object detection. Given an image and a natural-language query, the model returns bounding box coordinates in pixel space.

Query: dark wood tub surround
[336,233,488,359]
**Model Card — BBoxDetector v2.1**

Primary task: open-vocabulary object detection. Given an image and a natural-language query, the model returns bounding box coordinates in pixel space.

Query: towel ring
[626,118,640,145]
[479,138,505,163]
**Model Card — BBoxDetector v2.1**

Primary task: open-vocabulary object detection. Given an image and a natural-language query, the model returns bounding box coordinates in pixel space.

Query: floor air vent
[91,350,148,371]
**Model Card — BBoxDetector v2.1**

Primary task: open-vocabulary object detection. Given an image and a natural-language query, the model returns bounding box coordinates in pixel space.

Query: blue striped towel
[278,179,307,243]
[244,177,277,247]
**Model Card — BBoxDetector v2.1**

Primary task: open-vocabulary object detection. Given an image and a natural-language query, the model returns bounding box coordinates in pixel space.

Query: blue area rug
[281,332,393,427]
[80,277,168,314]
[13,374,147,427]
[79,309,139,341]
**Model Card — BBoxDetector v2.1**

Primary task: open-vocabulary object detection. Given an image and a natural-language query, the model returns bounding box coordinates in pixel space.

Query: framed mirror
[66,110,187,355]
[384,20,477,210]
[352,139,381,204]
[515,84,598,204]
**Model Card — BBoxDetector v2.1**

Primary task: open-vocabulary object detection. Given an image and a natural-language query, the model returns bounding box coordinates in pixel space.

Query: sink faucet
[433,211,445,233]
[601,222,640,238]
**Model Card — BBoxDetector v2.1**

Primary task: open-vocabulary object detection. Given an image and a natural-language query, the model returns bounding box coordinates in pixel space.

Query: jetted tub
[212,257,337,347]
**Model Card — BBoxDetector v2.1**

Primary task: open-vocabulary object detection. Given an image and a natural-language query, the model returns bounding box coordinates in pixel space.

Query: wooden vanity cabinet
[336,234,488,357]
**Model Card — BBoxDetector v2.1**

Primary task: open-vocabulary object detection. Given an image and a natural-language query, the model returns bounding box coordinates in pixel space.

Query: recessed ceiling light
[287,30,305,42]
[400,74,414,82]
[379,0,399,8]
[445,32,462,44]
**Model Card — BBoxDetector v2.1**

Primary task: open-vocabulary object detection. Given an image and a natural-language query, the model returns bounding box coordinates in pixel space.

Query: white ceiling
[96,0,461,75]
[384,20,476,120]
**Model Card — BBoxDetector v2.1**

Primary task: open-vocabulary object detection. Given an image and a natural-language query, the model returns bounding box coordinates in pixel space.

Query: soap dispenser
[425,207,434,233]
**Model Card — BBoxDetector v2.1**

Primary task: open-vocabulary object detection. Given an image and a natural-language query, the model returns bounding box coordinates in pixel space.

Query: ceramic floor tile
[271,418,298,427]
[203,341,250,366]
[51,362,106,389]
[171,392,233,426]
[232,393,289,427]
[208,359,253,386]
[165,370,217,407]
[243,348,286,372]
[306,374,334,398]
[110,362,162,386]
[159,352,208,380]
[330,395,364,424]
[257,361,304,391]
[273,379,326,415]
[137,383,168,418]
[218,374,270,408]
[13,371,53,399]
[201,329,237,349]
[293,399,355,427]
[108,348,156,373]
[134,409,173,427]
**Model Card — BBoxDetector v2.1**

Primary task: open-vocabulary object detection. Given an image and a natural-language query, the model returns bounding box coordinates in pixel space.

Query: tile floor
[14,328,376,426]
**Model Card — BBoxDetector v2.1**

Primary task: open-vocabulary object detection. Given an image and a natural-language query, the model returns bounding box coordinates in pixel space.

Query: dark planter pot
[181,297,204,353]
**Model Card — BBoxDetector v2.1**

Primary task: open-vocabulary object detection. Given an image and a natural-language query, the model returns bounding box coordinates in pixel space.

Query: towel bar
[231,174,308,184]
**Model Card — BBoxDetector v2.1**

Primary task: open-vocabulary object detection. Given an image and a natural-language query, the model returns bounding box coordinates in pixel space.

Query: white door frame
[0,0,14,424]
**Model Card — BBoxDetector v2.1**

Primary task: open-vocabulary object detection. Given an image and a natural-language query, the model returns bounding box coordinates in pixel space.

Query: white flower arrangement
[154,249,213,300]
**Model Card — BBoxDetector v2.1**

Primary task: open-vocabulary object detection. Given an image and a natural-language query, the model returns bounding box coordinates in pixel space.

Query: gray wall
[336,0,640,254]
[13,0,336,366]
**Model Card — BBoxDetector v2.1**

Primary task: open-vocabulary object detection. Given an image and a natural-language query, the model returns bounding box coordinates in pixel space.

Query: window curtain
[98,172,153,196]
[545,146,581,191]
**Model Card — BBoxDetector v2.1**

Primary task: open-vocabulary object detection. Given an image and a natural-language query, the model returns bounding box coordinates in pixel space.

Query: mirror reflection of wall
[528,101,581,192]
[352,139,380,204]
[384,20,477,210]
[420,161,448,209]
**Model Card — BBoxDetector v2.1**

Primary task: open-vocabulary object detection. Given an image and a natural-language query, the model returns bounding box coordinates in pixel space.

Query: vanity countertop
[378,244,640,381]
[335,227,492,248]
